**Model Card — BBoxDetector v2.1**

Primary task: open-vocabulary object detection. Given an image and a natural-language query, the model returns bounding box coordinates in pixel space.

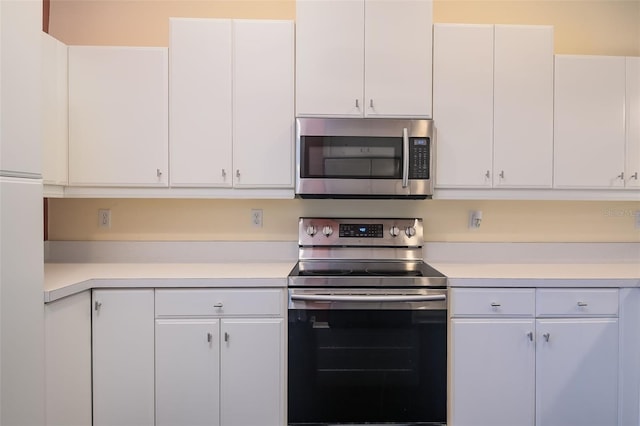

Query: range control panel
[298,218,423,247]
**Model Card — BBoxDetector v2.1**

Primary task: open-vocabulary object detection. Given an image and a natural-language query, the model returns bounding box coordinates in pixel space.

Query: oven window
[300,136,402,179]
[288,309,446,425]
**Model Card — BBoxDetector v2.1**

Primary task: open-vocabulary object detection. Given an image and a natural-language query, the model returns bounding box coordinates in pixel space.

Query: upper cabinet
[169,18,294,189]
[295,0,433,118]
[42,33,68,187]
[433,24,554,189]
[554,55,626,189]
[68,46,169,187]
[0,0,42,177]
[626,57,640,189]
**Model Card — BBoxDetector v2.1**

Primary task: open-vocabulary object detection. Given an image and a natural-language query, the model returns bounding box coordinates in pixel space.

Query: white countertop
[44,261,640,303]
[44,262,294,302]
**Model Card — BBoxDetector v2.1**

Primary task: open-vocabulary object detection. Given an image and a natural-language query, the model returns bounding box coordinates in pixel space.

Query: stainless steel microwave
[295,118,434,199]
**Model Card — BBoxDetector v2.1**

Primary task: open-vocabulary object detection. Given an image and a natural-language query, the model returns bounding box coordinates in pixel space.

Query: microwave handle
[402,128,409,188]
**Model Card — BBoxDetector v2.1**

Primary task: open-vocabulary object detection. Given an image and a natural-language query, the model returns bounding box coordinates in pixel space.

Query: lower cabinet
[450,288,619,426]
[155,288,285,426]
[92,289,155,426]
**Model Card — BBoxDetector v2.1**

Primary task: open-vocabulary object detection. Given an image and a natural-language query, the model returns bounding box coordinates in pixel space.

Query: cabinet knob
[543,332,550,342]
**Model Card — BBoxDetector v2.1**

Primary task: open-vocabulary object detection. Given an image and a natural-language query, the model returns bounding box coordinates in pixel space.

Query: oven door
[287,288,447,426]
[295,118,433,198]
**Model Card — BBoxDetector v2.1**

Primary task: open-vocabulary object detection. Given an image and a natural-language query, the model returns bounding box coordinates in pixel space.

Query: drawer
[451,288,535,317]
[536,289,619,317]
[155,288,284,317]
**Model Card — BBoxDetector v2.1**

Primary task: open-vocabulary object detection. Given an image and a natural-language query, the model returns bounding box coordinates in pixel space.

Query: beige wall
[46,0,640,242]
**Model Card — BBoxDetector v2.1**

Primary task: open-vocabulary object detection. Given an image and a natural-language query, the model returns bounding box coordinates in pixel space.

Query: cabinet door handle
[577,301,588,307]
[630,172,638,180]
[499,170,505,179]
[213,302,223,308]
[527,331,534,341]
[94,301,102,311]
[157,168,162,177]
[543,332,550,342]
[355,99,359,108]
[617,172,625,180]
[207,332,213,343]
[224,332,229,343]
[370,99,374,108]
[490,302,501,307]
[222,169,226,178]
[485,170,490,179]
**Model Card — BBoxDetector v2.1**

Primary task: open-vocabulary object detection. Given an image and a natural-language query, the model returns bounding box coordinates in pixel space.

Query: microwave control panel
[409,138,430,179]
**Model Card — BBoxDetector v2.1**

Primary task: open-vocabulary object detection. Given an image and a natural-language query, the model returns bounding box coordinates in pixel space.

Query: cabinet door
[554,55,626,188]
[364,0,432,118]
[233,20,294,188]
[42,33,68,186]
[433,24,494,188]
[92,289,154,426]
[626,57,640,188]
[221,319,284,426]
[295,0,364,117]
[169,18,233,187]
[450,319,535,426]
[536,318,618,426]
[156,319,220,426]
[493,25,553,188]
[68,46,168,186]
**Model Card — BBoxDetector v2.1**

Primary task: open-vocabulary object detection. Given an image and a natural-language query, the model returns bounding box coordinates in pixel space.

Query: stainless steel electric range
[287,218,447,426]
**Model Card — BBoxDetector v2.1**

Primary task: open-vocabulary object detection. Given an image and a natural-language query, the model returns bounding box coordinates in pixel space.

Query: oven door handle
[290,294,446,303]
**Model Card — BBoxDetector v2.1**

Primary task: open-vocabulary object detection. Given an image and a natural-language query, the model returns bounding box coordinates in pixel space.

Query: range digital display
[339,224,384,238]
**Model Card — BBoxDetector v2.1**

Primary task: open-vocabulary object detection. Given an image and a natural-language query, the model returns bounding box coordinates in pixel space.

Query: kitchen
[1,0,640,425]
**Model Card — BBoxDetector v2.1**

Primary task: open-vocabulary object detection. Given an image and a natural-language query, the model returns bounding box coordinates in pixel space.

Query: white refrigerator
[0,0,46,424]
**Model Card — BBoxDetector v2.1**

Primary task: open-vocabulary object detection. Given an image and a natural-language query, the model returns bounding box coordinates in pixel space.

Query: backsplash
[47,198,640,242]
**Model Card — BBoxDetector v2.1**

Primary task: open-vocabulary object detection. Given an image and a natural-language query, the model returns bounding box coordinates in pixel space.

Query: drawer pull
[543,332,550,342]
[577,301,588,307]
[527,331,533,342]
[490,302,501,307]
[213,303,223,308]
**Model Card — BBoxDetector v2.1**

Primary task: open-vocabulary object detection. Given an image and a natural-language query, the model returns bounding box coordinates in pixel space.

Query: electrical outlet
[469,210,482,229]
[98,209,111,229]
[251,209,263,228]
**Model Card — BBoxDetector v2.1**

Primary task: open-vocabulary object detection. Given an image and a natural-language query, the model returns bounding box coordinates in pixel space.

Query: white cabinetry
[450,287,619,426]
[45,291,91,426]
[296,0,432,118]
[42,33,68,187]
[625,57,640,188]
[434,24,553,189]
[554,55,626,188]
[68,46,168,187]
[155,288,285,426]
[92,289,155,426]
[170,18,294,189]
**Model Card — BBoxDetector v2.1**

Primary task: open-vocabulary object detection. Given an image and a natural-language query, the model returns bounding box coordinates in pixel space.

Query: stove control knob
[389,226,401,237]
[405,226,417,238]
[322,225,334,237]
[305,225,317,237]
